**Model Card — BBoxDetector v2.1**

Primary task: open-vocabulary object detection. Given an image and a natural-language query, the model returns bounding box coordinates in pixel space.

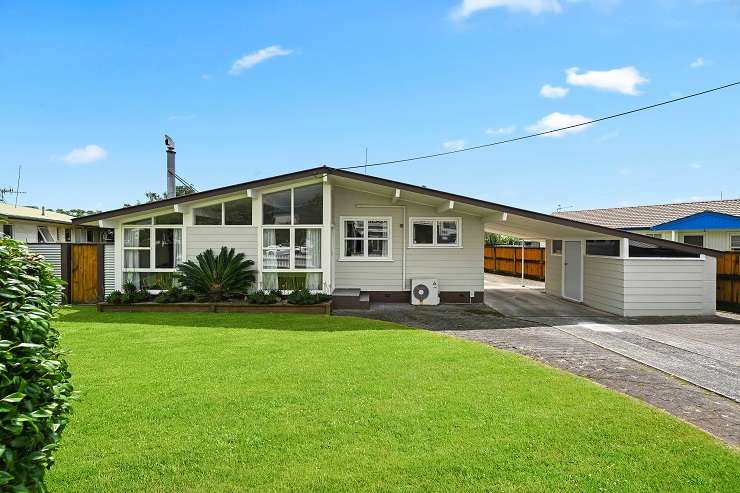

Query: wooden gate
[717,252,740,312]
[71,244,100,304]
[484,245,545,281]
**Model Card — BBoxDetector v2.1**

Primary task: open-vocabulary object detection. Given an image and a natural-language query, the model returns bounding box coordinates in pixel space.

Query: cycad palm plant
[176,247,255,301]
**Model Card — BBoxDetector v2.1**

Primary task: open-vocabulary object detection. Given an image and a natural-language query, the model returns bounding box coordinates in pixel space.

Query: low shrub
[118,282,151,304]
[105,290,124,305]
[154,287,196,304]
[286,289,331,305]
[0,235,75,491]
[246,290,282,305]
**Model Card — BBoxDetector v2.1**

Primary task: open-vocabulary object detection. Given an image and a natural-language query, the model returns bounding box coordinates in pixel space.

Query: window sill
[408,244,462,249]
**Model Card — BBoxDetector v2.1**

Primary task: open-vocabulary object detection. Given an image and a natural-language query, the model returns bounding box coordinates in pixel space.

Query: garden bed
[97,300,332,315]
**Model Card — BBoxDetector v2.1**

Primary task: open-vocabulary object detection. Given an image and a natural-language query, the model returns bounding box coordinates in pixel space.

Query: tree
[124,185,195,207]
[485,233,521,246]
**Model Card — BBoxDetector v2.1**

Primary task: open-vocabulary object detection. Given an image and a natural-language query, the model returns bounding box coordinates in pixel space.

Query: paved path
[336,296,740,446]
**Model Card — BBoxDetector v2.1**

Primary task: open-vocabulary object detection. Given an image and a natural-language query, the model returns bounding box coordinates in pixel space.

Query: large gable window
[340,217,391,260]
[193,198,252,226]
[409,218,460,247]
[585,239,620,257]
[123,213,183,289]
[263,184,323,226]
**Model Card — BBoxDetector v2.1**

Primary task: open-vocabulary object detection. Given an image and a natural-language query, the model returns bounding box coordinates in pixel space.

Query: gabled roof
[553,198,740,229]
[651,210,740,231]
[0,203,74,225]
[72,166,722,257]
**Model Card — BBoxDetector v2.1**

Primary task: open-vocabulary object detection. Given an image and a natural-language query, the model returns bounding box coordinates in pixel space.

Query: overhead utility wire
[338,80,740,170]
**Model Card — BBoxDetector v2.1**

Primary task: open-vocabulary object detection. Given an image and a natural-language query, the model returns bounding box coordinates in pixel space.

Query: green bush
[176,247,255,301]
[154,287,195,304]
[105,290,124,305]
[286,288,331,305]
[246,290,282,305]
[118,282,151,304]
[0,235,75,492]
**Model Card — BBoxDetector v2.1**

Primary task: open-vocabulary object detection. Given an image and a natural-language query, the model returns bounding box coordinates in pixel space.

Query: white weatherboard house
[73,166,719,316]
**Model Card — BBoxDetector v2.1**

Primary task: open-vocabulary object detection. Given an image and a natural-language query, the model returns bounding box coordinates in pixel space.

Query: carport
[479,204,720,317]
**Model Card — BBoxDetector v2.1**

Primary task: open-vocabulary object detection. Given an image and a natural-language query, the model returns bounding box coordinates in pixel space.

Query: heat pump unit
[411,279,440,306]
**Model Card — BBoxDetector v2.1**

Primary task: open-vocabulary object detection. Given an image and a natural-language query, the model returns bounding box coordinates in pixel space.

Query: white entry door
[563,241,583,301]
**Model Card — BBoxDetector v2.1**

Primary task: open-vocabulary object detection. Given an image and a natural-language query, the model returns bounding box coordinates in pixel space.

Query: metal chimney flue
[165,134,176,198]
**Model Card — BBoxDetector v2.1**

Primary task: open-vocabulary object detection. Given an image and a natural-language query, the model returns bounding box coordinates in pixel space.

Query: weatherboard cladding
[72,165,720,257]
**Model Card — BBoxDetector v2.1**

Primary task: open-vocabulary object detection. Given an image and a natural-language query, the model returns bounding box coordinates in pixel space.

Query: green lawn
[46,307,739,492]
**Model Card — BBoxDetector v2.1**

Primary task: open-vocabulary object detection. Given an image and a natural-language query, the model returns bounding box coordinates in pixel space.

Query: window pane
[293,184,323,224]
[125,249,150,268]
[731,235,740,251]
[154,212,183,225]
[295,228,321,269]
[124,218,152,225]
[683,235,704,247]
[224,198,252,225]
[124,228,150,247]
[628,240,699,258]
[64,228,71,242]
[368,220,388,238]
[194,204,222,225]
[585,240,620,256]
[437,220,458,244]
[263,229,290,269]
[263,189,292,225]
[86,230,95,243]
[413,221,434,244]
[155,229,176,268]
[345,220,364,238]
[368,239,388,257]
[344,240,364,257]
[552,240,563,254]
[3,224,13,238]
[124,272,176,290]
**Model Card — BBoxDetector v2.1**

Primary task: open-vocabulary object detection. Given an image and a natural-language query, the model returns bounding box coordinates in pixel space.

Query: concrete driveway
[484,273,740,403]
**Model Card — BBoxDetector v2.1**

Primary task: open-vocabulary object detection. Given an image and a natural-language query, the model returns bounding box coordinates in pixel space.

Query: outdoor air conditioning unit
[410,279,440,306]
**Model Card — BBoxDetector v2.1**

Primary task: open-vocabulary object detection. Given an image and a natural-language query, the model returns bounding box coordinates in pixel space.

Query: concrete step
[332,289,370,310]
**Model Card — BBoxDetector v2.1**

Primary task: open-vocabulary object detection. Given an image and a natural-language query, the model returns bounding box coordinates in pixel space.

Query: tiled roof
[0,203,74,224]
[553,198,740,229]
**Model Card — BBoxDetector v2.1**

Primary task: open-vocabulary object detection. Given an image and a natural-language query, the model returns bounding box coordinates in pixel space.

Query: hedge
[0,235,75,492]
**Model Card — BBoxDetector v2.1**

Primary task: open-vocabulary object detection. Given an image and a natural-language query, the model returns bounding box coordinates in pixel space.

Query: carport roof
[72,166,722,257]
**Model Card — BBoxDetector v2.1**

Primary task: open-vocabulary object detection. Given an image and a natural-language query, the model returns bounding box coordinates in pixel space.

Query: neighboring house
[0,202,110,244]
[554,198,740,251]
[73,166,719,316]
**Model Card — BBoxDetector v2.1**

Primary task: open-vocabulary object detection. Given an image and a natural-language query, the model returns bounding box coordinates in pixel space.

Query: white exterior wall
[186,226,258,264]
[544,240,562,297]
[332,186,484,293]
[7,221,41,243]
[583,256,625,315]
[622,257,716,316]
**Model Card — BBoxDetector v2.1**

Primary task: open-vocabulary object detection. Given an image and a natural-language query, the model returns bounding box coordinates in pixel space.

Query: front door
[71,244,98,304]
[563,240,582,301]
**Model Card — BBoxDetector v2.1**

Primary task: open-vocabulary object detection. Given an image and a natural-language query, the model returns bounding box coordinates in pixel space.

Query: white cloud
[229,45,293,75]
[62,145,107,164]
[442,139,466,151]
[689,57,710,69]
[527,112,593,137]
[539,84,569,98]
[565,66,648,95]
[486,125,516,136]
[452,0,562,19]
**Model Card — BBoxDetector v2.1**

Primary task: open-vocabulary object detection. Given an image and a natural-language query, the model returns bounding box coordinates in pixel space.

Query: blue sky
[1,0,738,214]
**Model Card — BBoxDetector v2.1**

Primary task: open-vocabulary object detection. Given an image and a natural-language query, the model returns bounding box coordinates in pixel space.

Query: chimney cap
[164,134,176,152]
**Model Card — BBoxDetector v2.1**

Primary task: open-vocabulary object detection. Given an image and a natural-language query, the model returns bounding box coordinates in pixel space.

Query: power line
[338,80,740,171]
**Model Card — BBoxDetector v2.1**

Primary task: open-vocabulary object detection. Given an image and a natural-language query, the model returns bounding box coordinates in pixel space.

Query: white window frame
[730,233,740,251]
[682,234,705,248]
[37,226,55,243]
[122,214,183,273]
[339,216,393,261]
[408,217,462,248]
[191,197,254,227]
[262,226,323,272]
[584,239,621,258]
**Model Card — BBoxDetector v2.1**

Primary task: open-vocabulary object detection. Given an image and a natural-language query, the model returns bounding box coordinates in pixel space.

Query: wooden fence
[717,252,740,312]
[484,245,545,281]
